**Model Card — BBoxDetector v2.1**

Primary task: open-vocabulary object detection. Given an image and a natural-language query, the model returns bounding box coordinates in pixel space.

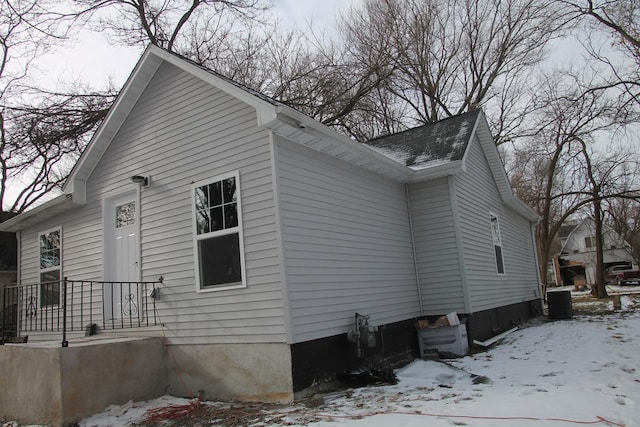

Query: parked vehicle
[604,265,640,285]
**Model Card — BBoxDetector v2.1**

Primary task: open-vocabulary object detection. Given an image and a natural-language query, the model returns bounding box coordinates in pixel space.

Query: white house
[552,218,636,286]
[0,45,541,419]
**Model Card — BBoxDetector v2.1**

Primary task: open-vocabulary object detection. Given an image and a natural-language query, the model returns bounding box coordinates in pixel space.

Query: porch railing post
[61,277,68,348]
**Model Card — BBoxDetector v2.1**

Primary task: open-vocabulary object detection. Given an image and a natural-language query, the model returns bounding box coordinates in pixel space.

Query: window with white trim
[490,213,505,274]
[39,227,61,307]
[192,172,245,290]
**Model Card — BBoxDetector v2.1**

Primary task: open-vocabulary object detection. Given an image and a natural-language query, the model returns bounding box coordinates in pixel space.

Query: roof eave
[0,195,74,232]
[63,45,163,201]
[505,198,540,223]
[408,161,463,182]
[62,44,284,205]
[258,109,414,182]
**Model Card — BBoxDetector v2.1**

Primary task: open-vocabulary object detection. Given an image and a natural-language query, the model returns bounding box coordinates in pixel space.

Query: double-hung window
[193,172,246,290]
[39,227,62,307]
[489,213,505,275]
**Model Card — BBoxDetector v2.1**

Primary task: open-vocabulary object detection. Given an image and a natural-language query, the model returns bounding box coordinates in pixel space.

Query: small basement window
[192,172,246,290]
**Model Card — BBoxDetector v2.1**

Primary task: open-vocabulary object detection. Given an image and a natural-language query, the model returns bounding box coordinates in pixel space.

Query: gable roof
[62,45,412,201]
[557,221,580,240]
[364,110,479,170]
[364,109,539,222]
[0,45,538,232]
[559,217,631,254]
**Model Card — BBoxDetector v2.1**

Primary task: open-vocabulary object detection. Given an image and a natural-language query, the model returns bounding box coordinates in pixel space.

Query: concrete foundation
[1,337,294,425]
[0,337,167,426]
[165,343,293,403]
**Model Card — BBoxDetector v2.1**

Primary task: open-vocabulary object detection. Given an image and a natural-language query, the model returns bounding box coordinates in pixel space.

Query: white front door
[104,191,141,320]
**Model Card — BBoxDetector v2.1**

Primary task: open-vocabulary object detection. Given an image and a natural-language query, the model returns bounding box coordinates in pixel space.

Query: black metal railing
[1,278,159,347]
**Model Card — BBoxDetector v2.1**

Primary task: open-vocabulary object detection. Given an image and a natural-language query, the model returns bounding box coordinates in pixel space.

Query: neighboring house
[0,45,541,409]
[551,218,636,286]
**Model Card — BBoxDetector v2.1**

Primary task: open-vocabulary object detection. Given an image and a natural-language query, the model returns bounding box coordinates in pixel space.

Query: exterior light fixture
[130,175,149,187]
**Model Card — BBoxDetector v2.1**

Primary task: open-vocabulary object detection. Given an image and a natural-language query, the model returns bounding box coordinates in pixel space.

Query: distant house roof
[363,110,480,170]
[557,221,580,240]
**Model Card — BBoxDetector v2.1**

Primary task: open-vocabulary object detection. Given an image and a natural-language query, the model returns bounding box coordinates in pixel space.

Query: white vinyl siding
[407,177,466,315]
[275,138,419,343]
[455,136,539,312]
[21,205,103,285]
[20,61,286,344]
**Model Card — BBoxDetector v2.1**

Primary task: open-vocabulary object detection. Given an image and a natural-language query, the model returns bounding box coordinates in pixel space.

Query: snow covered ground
[6,288,640,427]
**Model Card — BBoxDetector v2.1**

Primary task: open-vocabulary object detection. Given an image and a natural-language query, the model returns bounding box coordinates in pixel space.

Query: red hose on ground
[314,410,625,426]
[143,399,201,423]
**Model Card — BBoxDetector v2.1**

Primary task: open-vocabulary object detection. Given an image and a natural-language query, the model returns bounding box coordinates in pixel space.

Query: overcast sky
[33,0,355,92]
[32,0,595,96]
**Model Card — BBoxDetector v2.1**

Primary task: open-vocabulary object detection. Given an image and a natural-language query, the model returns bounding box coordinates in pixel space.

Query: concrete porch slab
[0,336,167,426]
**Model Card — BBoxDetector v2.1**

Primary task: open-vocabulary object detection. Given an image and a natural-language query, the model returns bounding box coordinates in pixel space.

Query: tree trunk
[592,197,608,298]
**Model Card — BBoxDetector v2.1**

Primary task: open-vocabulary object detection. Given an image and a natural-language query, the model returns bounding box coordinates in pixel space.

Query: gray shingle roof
[362,110,481,170]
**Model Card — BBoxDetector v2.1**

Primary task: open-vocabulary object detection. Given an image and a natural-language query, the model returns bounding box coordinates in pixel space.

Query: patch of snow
[80,396,193,427]
[406,157,450,170]
[6,294,639,427]
[364,144,413,166]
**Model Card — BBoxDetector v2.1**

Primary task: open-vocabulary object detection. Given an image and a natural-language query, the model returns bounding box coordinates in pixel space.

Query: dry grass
[570,288,640,316]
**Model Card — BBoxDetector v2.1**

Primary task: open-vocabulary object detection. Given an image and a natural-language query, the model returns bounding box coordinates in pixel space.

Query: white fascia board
[505,198,540,223]
[146,46,414,182]
[150,45,279,114]
[471,111,539,223]
[269,108,414,181]
[62,45,162,202]
[409,161,462,182]
[0,195,73,232]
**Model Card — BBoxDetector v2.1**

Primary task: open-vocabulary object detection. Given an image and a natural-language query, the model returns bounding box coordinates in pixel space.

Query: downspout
[405,184,424,316]
[530,223,543,301]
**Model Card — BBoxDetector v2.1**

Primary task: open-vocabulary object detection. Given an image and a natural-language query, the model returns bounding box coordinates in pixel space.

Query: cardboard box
[417,324,469,357]
[446,312,460,326]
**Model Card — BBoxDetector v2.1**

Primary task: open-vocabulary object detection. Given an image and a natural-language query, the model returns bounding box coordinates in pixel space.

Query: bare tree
[576,140,639,297]
[3,87,116,213]
[509,70,640,297]
[175,13,399,140]
[605,195,640,265]
[561,0,640,115]
[337,0,568,142]
[69,0,269,52]
[1,0,273,213]
[0,0,88,213]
